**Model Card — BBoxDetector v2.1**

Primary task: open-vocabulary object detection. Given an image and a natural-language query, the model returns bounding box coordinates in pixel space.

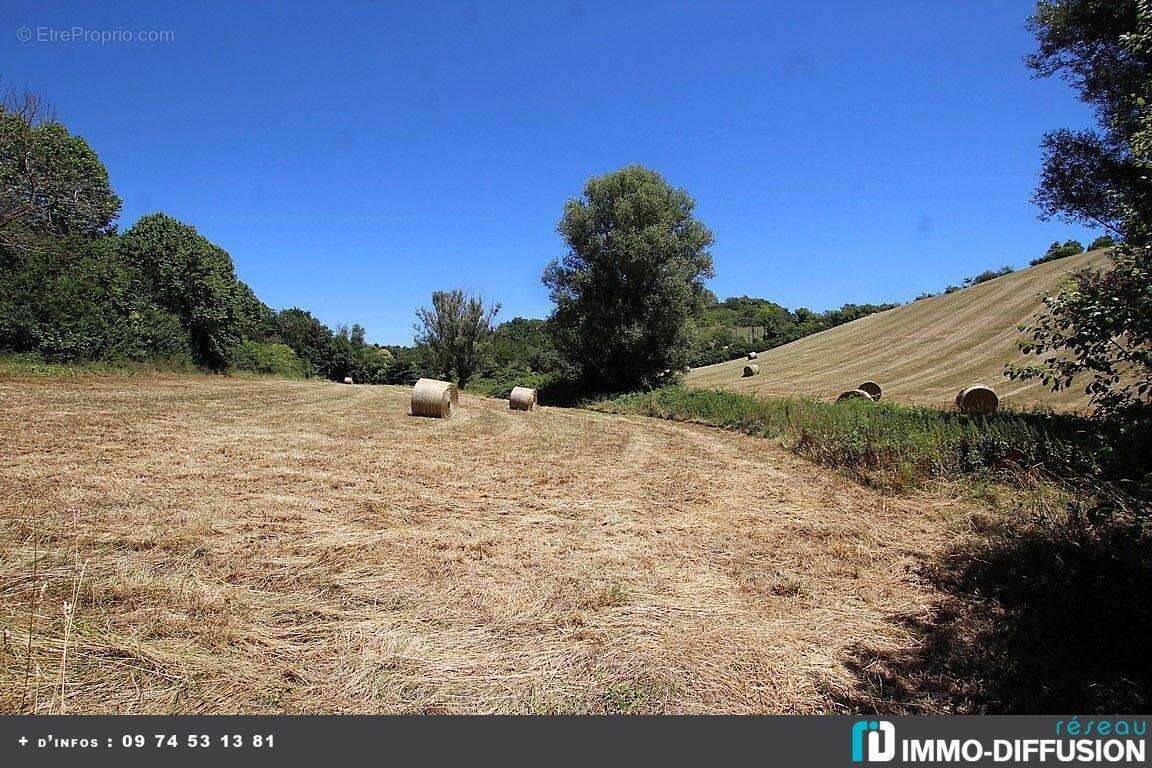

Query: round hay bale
[343,376,354,385]
[857,381,882,401]
[509,386,537,411]
[956,385,998,415]
[411,378,458,418]
[747,351,758,360]
[837,389,874,403]
[742,364,759,377]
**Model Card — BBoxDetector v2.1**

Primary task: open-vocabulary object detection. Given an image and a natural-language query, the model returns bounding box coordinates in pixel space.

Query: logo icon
[852,720,896,762]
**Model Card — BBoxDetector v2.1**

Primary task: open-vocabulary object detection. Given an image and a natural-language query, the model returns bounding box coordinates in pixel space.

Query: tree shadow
[838,508,1152,713]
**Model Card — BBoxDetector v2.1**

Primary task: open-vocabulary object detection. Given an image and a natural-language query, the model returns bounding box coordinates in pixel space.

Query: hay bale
[837,389,874,403]
[742,364,759,377]
[857,381,882,401]
[343,376,354,385]
[509,386,537,411]
[747,352,758,360]
[411,378,458,418]
[956,385,998,415]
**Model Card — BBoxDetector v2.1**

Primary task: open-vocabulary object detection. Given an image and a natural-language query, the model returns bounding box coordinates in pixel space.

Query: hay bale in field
[509,386,537,411]
[343,376,354,385]
[857,381,882,401]
[837,389,874,403]
[742,364,759,377]
[956,385,998,415]
[411,378,458,418]
[747,351,758,360]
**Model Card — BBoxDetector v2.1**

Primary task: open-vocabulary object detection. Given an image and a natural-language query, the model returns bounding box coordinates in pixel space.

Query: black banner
[1,715,1148,768]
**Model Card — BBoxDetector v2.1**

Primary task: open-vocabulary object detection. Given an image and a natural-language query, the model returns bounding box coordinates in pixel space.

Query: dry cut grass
[0,374,977,713]
[686,249,1111,411]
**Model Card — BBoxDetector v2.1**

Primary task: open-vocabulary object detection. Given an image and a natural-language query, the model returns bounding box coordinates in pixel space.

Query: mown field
[0,373,986,714]
[686,249,1110,411]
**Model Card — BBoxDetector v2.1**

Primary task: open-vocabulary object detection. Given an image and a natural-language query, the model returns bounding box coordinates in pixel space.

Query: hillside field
[686,249,1110,411]
[0,374,979,714]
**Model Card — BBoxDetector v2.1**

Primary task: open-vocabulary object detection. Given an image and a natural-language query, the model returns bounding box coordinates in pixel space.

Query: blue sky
[1,0,1096,344]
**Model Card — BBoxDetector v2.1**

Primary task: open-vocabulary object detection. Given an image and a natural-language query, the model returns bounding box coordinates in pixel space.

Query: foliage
[590,387,1149,500]
[544,165,715,391]
[230,340,308,378]
[118,213,265,369]
[689,297,898,366]
[1014,0,1152,420]
[1088,234,1118,250]
[1009,243,1152,422]
[964,265,1015,286]
[0,90,121,245]
[488,316,565,375]
[1027,0,1151,237]
[1031,239,1085,265]
[413,289,500,387]
[0,233,189,363]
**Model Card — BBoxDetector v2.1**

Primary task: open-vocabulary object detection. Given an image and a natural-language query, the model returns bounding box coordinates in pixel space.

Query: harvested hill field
[686,249,1110,411]
[0,374,976,714]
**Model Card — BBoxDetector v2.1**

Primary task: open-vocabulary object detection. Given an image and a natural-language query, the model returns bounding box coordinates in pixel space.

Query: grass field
[0,373,987,714]
[686,249,1111,411]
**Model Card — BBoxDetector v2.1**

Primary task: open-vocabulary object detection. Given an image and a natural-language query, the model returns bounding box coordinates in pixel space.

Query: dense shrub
[230,340,308,378]
[0,234,189,363]
[964,266,1014,286]
[1031,239,1085,266]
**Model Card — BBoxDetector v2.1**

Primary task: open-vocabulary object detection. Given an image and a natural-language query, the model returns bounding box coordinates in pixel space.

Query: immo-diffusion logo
[850,718,1147,764]
[852,720,896,762]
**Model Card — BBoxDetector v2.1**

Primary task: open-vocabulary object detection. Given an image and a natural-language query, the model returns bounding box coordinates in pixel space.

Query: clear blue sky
[1,0,1096,344]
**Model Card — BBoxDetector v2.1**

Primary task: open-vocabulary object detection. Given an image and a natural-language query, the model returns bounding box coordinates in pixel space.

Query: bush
[1031,239,1085,266]
[0,234,191,364]
[964,266,1014,286]
[231,341,308,378]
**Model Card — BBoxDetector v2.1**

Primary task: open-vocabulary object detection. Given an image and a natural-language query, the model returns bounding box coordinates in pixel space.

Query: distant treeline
[689,298,899,367]
[0,90,431,384]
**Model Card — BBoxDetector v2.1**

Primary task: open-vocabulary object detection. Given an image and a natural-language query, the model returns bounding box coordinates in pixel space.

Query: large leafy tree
[0,90,121,245]
[543,165,715,391]
[414,289,500,387]
[1009,0,1152,423]
[118,213,254,369]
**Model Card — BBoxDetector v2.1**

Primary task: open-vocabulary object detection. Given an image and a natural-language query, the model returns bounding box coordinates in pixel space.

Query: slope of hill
[685,248,1111,412]
[0,373,974,714]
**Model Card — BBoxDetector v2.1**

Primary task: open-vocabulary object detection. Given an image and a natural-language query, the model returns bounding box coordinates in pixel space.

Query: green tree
[543,165,715,391]
[0,90,121,244]
[1010,0,1152,421]
[0,233,188,362]
[488,317,564,375]
[1088,234,1118,250]
[118,213,249,369]
[414,289,500,387]
[1031,239,1085,265]
[272,307,336,377]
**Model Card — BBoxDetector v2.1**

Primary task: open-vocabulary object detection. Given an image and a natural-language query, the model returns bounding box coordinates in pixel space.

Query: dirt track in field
[0,375,973,713]
[687,249,1109,411]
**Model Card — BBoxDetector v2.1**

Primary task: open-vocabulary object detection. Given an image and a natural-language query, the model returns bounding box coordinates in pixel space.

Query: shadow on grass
[839,506,1152,713]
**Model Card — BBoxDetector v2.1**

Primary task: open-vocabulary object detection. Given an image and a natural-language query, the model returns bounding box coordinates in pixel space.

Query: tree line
[0,89,418,384]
